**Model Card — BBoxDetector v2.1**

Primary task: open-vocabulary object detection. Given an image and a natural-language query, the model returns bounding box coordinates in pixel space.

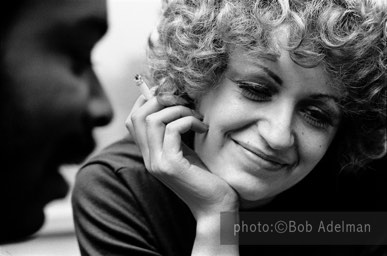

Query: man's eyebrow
[254,63,283,85]
[74,16,108,36]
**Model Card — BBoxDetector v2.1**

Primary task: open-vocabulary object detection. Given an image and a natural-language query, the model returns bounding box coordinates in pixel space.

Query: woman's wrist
[193,211,239,256]
[214,189,239,212]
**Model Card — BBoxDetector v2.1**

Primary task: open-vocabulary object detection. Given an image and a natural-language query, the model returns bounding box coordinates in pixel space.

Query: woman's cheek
[299,129,334,169]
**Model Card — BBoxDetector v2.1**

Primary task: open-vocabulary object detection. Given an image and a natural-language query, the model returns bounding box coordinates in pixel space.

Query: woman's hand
[126,92,239,255]
[126,94,239,219]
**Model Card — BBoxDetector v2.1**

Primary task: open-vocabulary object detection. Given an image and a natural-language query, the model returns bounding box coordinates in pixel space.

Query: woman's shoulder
[83,135,144,172]
[75,135,165,199]
[72,136,196,256]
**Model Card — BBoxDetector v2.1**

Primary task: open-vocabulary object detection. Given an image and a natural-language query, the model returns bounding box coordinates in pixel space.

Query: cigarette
[134,74,152,100]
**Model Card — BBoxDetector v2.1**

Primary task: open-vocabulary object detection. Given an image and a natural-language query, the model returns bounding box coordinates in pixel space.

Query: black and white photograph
[1,0,386,255]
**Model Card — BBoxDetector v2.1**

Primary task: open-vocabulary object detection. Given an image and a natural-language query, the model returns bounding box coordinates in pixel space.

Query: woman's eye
[237,81,274,102]
[301,107,333,130]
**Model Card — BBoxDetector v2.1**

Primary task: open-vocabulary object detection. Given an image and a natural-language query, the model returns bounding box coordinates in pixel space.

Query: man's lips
[232,139,293,167]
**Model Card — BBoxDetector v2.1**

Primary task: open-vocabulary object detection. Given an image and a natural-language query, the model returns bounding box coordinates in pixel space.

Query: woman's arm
[126,95,239,255]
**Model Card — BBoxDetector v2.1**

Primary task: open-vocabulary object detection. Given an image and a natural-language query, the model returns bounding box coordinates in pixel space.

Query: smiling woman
[72,0,386,255]
[194,47,342,203]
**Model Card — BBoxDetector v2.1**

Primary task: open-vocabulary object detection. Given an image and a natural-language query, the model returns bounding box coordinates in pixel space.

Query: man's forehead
[11,0,107,40]
[23,0,107,26]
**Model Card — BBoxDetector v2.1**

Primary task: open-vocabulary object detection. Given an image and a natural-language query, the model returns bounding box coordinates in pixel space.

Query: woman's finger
[125,95,147,144]
[156,92,189,107]
[163,116,208,156]
[145,106,203,165]
[125,86,159,140]
[129,97,164,168]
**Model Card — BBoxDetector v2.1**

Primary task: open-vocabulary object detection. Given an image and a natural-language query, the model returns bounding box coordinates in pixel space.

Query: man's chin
[0,172,69,243]
[0,206,45,243]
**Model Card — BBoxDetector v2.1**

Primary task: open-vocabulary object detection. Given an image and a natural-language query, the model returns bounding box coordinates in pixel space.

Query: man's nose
[258,103,295,150]
[87,71,113,127]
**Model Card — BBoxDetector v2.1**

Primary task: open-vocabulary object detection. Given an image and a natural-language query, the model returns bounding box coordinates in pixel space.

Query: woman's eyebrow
[253,63,283,86]
[310,93,340,103]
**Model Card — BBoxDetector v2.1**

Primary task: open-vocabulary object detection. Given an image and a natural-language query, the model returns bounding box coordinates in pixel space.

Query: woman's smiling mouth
[231,139,293,171]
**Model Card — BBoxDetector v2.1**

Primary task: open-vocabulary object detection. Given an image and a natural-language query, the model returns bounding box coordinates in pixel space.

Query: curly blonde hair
[147,0,387,169]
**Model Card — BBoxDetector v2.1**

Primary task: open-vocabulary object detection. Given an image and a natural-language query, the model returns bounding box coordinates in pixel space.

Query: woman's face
[194,48,341,205]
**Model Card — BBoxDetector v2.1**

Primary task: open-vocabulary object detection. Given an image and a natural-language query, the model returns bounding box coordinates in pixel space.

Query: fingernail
[157,93,189,106]
[191,110,204,120]
[149,86,158,96]
[201,122,209,132]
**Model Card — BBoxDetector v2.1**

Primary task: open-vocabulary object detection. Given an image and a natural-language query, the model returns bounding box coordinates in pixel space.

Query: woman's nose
[87,71,114,127]
[258,104,295,150]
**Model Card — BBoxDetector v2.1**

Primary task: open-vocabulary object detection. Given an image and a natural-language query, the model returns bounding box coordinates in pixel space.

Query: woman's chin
[229,182,275,208]
[220,173,275,204]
